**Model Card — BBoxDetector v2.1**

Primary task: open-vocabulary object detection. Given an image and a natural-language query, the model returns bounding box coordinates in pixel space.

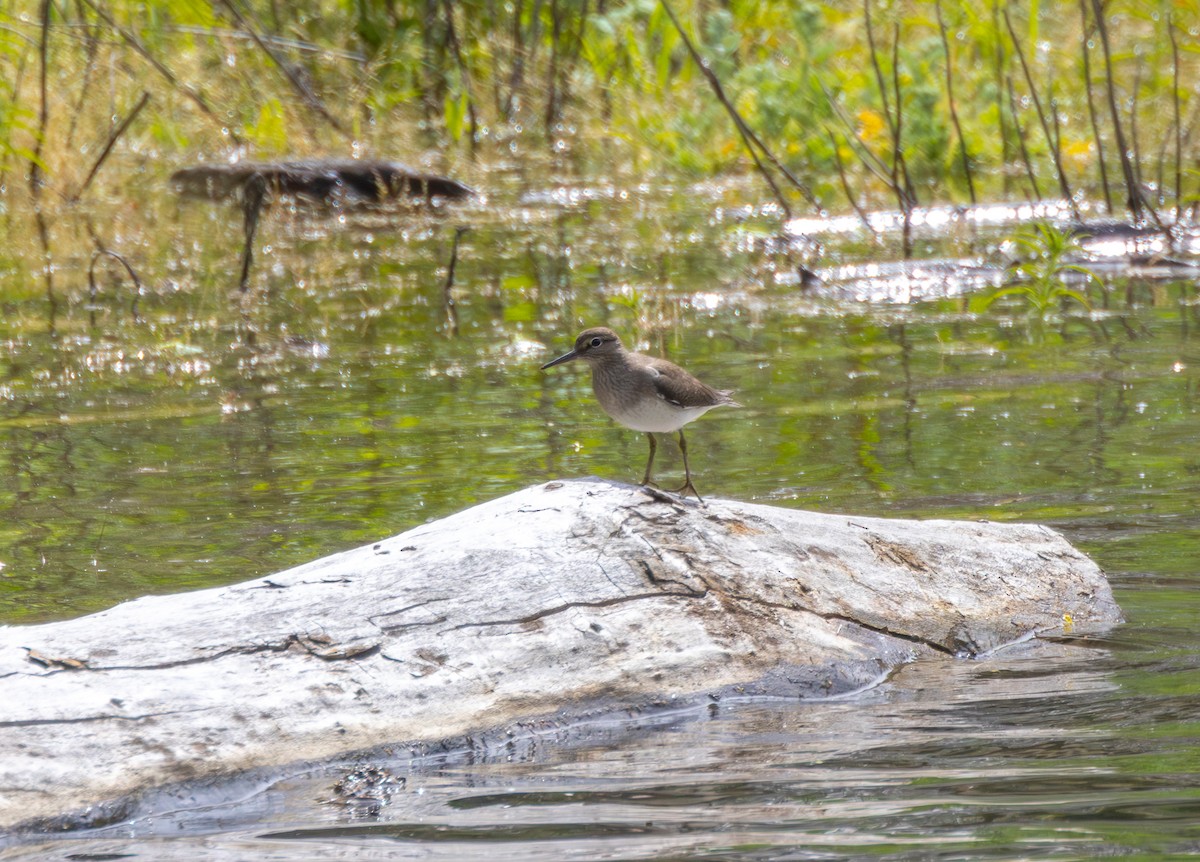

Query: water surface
[2,175,1198,859]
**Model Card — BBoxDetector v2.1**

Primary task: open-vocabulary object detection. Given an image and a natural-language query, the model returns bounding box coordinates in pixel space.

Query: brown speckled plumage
[541,327,738,501]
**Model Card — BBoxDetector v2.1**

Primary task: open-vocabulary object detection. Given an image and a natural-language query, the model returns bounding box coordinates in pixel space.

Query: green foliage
[245,99,289,153]
[0,11,40,175]
[975,221,1099,317]
[1,0,1198,219]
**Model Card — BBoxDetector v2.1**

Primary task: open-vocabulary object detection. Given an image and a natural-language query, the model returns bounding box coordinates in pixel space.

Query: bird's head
[541,327,623,369]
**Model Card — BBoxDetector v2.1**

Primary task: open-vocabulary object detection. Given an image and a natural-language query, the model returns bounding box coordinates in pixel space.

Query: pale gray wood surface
[0,479,1121,831]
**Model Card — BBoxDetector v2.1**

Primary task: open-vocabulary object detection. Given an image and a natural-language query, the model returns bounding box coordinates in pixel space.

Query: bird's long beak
[541,348,579,370]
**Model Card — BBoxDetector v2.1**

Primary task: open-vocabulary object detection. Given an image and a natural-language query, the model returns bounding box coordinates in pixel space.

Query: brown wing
[644,357,729,409]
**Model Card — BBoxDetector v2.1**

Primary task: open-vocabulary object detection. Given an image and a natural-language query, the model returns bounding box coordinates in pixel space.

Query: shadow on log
[170,159,474,291]
[0,479,1121,835]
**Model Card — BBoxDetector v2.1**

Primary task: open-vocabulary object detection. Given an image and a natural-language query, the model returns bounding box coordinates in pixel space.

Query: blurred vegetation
[1,0,1197,221]
[976,220,1098,319]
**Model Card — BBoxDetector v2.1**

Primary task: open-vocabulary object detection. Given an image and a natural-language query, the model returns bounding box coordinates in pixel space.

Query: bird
[541,327,739,501]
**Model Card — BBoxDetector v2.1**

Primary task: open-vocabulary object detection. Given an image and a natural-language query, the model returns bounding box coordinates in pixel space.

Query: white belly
[605,397,716,433]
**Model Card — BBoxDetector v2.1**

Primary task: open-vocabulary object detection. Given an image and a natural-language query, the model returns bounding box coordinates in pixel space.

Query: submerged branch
[30,0,50,195]
[1089,0,1143,221]
[217,0,348,137]
[1078,0,1113,215]
[659,0,817,217]
[1004,11,1079,220]
[71,91,151,203]
[1170,16,1182,221]
[1006,74,1042,202]
[443,227,468,338]
[936,0,975,204]
[825,127,875,235]
[87,247,145,322]
[81,0,242,145]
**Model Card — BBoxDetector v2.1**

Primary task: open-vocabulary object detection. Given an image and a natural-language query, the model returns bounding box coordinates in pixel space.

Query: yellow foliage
[1063,139,1092,169]
[858,109,886,142]
[245,99,288,154]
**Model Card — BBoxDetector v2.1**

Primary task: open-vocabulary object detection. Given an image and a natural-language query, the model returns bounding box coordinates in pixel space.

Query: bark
[0,479,1121,832]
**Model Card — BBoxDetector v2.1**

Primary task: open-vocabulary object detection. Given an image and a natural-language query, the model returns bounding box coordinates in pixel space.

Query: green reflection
[1,186,1199,636]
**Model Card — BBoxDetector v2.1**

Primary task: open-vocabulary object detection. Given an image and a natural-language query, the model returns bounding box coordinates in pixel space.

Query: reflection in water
[11,628,1198,860]
[2,180,1200,858]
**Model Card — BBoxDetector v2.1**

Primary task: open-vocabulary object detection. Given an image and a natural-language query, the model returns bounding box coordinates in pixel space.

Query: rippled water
[2,177,1199,858]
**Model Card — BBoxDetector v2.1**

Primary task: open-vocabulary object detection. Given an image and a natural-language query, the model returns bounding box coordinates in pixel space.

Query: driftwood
[170,159,472,291]
[0,479,1121,833]
[170,159,473,205]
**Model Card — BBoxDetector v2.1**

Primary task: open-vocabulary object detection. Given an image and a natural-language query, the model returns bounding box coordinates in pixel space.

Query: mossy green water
[1,177,1198,624]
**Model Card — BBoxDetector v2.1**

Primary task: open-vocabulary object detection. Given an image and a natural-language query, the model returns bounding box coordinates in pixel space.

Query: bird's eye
[590,337,602,348]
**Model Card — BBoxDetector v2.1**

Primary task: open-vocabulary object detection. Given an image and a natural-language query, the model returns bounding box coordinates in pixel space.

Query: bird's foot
[637,484,684,506]
[668,479,705,504]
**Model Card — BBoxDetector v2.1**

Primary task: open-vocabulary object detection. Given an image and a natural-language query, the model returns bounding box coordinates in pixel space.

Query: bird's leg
[670,429,704,503]
[640,432,659,488]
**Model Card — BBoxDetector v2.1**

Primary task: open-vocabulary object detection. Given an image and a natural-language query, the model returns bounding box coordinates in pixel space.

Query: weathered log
[169,159,472,291]
[170,159,473,205]
[0,479,1120,832]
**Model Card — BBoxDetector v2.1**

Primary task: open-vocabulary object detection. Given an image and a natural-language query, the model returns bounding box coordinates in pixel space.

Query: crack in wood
[97,638,300,671]
[726,592,957,656]
[24,633,384,674]
[636,559,707,598]
[369,598,451,630]
[0,708,209,728]
[450,589,705,631]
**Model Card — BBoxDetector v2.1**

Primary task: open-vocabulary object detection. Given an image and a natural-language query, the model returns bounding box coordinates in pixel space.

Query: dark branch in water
[825,127,874,235]
[81,0,242,145]
[1006,74,1042,202]
[217,0,348,137]
[71,91,151,203]
[87,248,145,323]
[1078,0,1113,216]
[1089,0,1144,222]
[936,0,976,204]
[659,0,817,218]
[864,2,914,256]
[1004,10,1079,221]
[442,0,480,153]
[238,173,268,294]
[818,79,895,191]
[30,0,50,196]
[443,227,468,338]
[171,161,473,204]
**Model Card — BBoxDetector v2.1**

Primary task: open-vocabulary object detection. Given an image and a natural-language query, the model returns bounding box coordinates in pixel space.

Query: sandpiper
[541,327,739,501]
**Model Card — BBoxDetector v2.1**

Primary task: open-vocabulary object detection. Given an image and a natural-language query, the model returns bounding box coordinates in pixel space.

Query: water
[2,174,1199,858]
